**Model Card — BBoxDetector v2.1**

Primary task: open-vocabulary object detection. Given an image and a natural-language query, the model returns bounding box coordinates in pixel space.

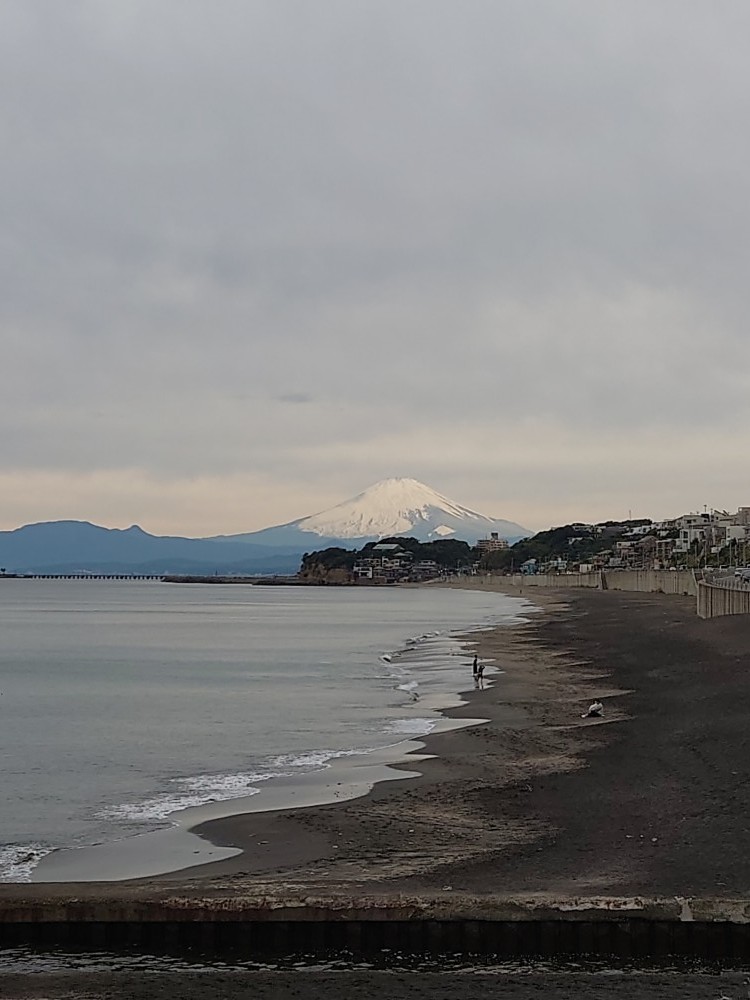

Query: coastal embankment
[500,568,697,595]
[494,567,750,619]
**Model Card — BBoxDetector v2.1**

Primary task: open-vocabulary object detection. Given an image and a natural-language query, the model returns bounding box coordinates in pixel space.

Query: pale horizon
[0,470,739,539]
[2,2,749,539]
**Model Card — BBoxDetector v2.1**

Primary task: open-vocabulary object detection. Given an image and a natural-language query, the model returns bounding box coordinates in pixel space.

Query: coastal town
[300,506,750,586]
[513,505,750,576]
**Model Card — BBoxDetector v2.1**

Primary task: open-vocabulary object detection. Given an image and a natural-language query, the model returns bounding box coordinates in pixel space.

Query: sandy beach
[5,582,750,901]
[3,583,750,997]
[163,583,750,901]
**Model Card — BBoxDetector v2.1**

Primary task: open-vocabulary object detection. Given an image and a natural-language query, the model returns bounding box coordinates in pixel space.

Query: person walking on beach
[477,662,485,689]
[473,654,483,688]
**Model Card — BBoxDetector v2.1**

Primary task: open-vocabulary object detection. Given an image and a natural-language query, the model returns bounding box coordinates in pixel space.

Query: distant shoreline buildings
[516,507,750,577]
[2,492,748,583]
[475,532,509,554]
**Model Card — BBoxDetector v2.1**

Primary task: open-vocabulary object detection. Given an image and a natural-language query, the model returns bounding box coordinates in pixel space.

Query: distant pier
[0,573,307,583]
[4,574,165,581]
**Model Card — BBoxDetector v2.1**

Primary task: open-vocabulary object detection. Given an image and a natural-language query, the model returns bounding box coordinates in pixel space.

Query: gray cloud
[2,0,750,533]
[277,392,313,404]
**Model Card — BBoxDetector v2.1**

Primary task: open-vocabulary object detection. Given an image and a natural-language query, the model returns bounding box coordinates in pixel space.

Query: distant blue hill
[0,480,528,576]
[0,521,307,576]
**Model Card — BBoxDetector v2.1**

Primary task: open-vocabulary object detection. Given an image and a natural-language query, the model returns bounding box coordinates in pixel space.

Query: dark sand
[159,586,750,900]
[4,587,750,998]
[3,967,750,1000]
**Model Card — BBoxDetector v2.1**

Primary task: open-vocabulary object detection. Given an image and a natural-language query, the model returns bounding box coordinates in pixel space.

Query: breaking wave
[0,844,50,883]
[99,771,275,823]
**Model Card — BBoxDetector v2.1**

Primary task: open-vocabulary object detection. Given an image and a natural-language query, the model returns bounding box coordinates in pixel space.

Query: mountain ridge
[0,479,529,574]
[215,478,529,548]
[0,520,305,575]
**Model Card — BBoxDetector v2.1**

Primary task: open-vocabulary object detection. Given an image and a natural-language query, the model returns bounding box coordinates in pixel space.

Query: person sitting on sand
[581,699,604,719]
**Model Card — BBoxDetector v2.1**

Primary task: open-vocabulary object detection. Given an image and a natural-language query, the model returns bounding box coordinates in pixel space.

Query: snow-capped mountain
[0,479,529,574]
[297,478,526,541]
[219,478,529,547]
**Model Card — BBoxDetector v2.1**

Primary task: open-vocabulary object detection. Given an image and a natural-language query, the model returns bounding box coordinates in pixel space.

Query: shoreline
[161,583,750,901]
[170,586,553,884]
[5,584,750,1000]
[5,583,750,904]
[28,588,533,885]
[0,582,607,900]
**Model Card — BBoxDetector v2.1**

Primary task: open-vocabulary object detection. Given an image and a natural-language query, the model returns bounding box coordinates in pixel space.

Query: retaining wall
[500,568,750,621]
[501,570,696,596]
[697,580,750,619]
[504,573,601,589]
[2,895,750,961]
[604,570,696,596]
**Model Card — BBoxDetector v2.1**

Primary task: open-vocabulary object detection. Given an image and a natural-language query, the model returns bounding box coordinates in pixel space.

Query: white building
[476,532,509,552]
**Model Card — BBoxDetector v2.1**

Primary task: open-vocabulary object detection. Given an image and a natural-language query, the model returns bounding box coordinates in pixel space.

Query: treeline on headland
[299,537,475,583]
[491,520,654,569]
[299,518,657,583]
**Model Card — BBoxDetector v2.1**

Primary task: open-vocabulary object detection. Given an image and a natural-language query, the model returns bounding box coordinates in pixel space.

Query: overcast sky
[2,0,749,536]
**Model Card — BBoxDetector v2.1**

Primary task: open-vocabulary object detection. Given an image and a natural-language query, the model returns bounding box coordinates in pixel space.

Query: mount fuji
[0,479,529,575]
[216,478,529,548]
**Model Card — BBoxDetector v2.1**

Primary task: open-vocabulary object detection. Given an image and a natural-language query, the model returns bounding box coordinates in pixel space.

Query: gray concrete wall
[503,573,601,589]
[501,570,695,596]
[697,580,750,619]
[1,893,750,960]
[479,569,750,619]
[604,570,697,596]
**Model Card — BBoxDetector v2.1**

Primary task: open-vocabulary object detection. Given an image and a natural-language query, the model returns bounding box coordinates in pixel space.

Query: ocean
[0,579,533,882]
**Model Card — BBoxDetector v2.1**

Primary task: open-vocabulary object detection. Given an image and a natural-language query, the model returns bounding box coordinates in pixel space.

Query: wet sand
[4,585,750,997]
[31,744,440,883]
[7,584,750,901]
[161,585,750,900]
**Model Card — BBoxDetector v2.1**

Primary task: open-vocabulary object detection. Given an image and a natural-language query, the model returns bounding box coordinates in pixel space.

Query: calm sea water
[0,580,532,882]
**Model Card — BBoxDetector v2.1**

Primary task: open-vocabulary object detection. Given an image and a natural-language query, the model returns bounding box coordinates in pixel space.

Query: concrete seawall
[487,569,750,620]
[604,569,697,596]
[505,571,602,589]
[2,894,750,961]
[499,570,696,596]
[697,579,750,619]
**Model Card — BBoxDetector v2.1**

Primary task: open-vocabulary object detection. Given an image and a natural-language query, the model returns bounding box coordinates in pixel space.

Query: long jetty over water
[1,892,750,962]
[1,573,298,583]
[13,573,164,581]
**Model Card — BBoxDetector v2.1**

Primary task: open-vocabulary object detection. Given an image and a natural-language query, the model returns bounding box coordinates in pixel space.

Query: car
[734,567,750,582]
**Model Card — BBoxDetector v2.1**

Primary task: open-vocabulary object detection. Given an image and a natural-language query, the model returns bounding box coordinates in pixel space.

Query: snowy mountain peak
[293,478,528,543]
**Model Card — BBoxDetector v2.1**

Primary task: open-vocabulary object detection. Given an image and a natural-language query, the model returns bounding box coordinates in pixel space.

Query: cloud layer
[3,1,749,534]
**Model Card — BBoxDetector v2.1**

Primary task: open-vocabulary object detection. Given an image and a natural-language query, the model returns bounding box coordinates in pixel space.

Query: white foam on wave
[0,843,50,882]
[100,771,274,823]
[397,680,418,692]
[179,772,273,794]
[384,717,435,737]
[385,663,408,679]
[406,631,441,645]
[271,747,373,770]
